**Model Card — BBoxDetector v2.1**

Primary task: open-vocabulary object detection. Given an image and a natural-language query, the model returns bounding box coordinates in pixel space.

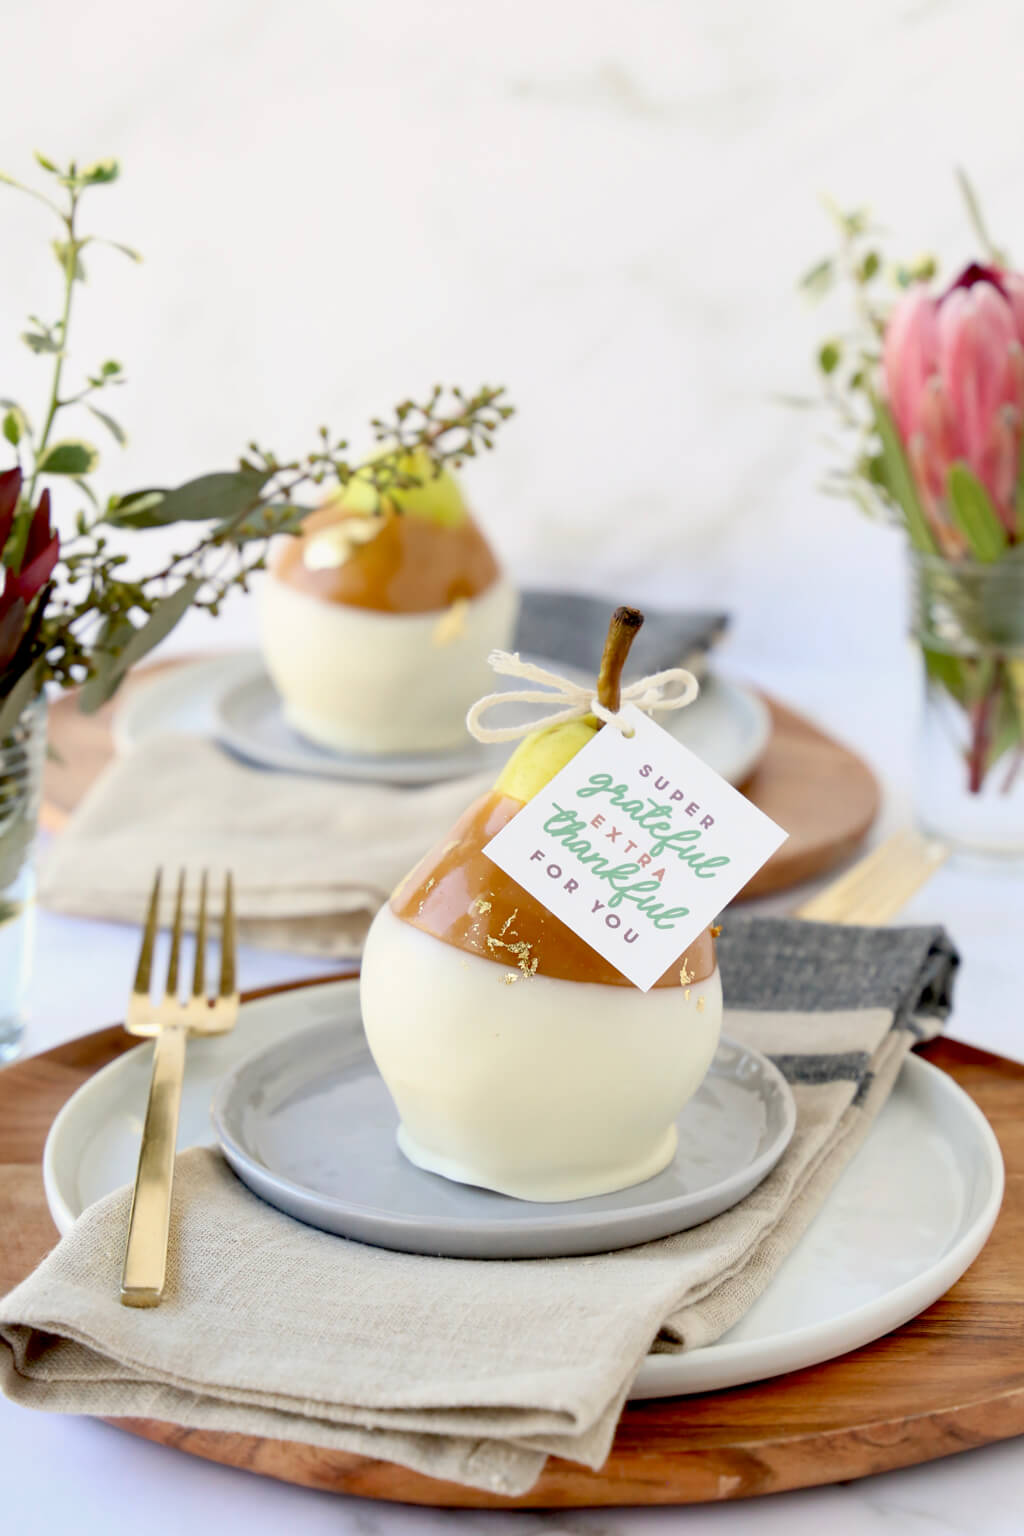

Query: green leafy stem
[0,154,515,739]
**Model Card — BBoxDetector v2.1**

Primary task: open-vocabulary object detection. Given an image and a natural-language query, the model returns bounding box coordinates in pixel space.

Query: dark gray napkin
[715,916,958,1102]
[516,589,727,677]
[718,916,958,1022]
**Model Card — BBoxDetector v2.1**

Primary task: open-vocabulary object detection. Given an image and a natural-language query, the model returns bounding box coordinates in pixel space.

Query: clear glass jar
[0,693,46,1060]
[910,552,1024,856]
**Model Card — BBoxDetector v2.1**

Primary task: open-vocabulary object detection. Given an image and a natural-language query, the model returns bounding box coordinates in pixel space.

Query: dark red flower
[944,261,1010,300]
[0,467,60,674]
[0,466,19,558]
[7,487,59,603]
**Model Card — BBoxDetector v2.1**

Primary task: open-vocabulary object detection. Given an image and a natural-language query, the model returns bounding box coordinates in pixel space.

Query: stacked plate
[43,977,1003,1402]
[108,591,768,788]
[115,652,771,789]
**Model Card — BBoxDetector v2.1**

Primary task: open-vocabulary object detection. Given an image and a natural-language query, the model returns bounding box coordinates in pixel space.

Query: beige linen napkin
[0,922,956,1496]
[39,597,728,954]
[40,734,491,955]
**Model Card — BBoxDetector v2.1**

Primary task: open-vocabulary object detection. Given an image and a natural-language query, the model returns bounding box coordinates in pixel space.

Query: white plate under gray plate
[42,980,1003,1401]
[112,652,772,787]
[209,1016,796,1259]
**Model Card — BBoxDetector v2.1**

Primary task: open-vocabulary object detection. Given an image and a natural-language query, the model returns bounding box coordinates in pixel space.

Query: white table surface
[3,643,1023,1535]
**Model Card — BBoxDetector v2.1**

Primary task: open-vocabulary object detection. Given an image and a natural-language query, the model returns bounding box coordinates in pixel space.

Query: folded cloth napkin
[0,919,956,1497]
[39,592,727,955]
[517,591,727,679]
[40,737,490,954]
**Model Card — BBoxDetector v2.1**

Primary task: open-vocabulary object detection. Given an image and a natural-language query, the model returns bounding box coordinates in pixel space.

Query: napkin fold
[41,736,489,955]
[39,592,727,954]
[0,919,956,1497]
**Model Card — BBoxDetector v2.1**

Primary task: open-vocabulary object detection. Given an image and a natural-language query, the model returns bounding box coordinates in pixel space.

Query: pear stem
[596,606,644,722]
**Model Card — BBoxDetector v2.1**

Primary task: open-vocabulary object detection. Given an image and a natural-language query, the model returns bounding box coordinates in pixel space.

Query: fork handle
[120,1024,188,1307]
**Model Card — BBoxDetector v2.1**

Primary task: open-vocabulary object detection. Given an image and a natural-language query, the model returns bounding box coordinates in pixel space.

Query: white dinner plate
[42,979,1003,1401]
[112,652,772,787]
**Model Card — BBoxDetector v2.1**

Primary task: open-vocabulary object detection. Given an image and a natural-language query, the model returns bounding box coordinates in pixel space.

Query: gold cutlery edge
[120,869,238,1308]
[795,833,950,926]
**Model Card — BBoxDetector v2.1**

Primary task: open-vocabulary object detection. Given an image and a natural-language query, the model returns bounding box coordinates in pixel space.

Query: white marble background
[4,0,1024,676]
[4,2,1024,1532]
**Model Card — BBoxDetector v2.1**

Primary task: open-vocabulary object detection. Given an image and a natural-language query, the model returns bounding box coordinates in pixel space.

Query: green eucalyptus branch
[0,153,515,729]
[1,154,132,494]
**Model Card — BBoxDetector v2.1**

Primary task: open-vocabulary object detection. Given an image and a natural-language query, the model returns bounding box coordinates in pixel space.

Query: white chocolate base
[361,904,723,1203]
[259,573,519,755]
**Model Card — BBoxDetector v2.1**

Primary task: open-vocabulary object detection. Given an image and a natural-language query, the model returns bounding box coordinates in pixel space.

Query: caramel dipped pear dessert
[361,608,723,1202]
[260,448,517,754]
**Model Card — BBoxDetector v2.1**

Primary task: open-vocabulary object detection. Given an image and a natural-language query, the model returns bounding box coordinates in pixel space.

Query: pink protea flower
[883,264,1024,550]
[0,466,60,674]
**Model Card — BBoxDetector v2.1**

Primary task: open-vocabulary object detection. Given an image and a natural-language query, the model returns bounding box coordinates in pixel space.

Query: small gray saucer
[210,660,770,787]
[211,998,795,1259]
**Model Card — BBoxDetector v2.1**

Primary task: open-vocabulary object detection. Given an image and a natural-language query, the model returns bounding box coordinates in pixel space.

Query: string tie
[466,651,699,743]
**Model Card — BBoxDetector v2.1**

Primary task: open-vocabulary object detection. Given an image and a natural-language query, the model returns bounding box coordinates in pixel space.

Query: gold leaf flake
[486,931,537,977]
[679,959,694,986]
[432,596,469,647]
[696,996,706,1012]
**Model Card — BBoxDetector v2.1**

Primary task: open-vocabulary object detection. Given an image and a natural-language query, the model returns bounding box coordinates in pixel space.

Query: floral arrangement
[0,154,514,740]
[805,178,1024,797]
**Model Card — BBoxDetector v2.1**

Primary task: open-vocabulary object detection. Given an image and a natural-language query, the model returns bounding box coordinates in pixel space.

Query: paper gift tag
[483,705,788,991]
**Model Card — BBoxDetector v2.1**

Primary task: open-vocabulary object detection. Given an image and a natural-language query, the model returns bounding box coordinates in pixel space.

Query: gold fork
[120,868,238,1308]
[795,830,950,926]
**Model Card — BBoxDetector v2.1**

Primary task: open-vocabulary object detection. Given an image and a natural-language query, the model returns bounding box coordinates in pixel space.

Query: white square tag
[483,705,788,991]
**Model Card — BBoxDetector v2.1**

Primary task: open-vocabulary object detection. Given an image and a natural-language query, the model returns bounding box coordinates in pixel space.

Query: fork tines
[128,869,237,1035]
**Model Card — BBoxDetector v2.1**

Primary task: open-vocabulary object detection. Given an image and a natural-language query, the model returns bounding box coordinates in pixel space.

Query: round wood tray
[1,987,1021,1509]
[41,659,881,901]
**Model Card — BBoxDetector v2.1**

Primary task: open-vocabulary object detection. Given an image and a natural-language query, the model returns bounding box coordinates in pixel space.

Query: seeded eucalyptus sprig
[70,383,514,714]
[0,154,514,735]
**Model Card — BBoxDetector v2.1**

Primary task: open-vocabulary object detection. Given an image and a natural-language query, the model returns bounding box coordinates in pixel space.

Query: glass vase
[0,693,46,1060]
[910,552,1024,856]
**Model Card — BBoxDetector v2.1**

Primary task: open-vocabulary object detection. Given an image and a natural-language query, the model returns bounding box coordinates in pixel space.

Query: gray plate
[211,1004,796,1259]
[216,662,509,785]
[211,657,771,787]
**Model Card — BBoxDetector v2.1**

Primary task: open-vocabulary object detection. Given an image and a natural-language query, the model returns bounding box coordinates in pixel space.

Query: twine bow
[466,651,700,743]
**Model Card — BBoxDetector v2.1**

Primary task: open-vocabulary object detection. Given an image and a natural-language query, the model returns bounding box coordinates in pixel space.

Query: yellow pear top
[495,717,599,803]
[337,446,467,528]
[492,605,644,803]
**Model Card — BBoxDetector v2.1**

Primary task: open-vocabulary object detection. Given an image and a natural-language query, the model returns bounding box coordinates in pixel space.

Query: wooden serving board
[40,659,880,900]
[1,992,1021,1509]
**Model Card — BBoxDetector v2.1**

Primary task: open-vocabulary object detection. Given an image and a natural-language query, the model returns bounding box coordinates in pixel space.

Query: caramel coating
[393,791,717,989]
[271,506,501,614]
